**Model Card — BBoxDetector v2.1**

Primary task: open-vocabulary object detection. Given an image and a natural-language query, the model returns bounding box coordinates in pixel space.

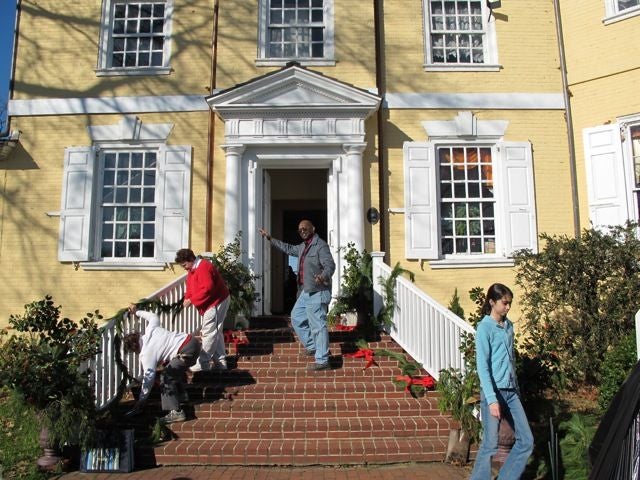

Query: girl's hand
[489,402,501,419]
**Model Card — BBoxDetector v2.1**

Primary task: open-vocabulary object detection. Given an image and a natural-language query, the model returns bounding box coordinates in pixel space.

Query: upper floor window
[96,0,173,76]
[257,0,335,66]
[604,0,640,22]
[424,0,499,71]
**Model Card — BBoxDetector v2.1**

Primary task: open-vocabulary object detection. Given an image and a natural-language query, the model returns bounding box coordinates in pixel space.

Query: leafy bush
[597,331,637,411]
[514,222,640,390]
[0,296,101,449]
[205,232,260,322]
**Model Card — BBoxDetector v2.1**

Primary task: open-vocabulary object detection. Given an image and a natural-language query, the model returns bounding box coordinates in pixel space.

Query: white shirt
[135,310,188,402]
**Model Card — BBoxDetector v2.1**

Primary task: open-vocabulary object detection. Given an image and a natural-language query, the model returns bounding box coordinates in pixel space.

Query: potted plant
[204,232,260,329]
[0,296,101,470]
[327,243,373,328]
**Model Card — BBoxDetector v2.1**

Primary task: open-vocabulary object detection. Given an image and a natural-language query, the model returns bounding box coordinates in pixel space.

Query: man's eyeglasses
[298,227,311,233]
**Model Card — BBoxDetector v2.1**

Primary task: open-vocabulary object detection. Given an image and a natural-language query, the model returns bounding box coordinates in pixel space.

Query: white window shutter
[498,142,537,256]
[403,142,439,259]
[58,147,96,261]
[583,124,629,230]
[156,145,191,262]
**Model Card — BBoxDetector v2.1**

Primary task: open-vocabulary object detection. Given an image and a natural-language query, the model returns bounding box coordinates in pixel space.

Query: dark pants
[160,336,201,411]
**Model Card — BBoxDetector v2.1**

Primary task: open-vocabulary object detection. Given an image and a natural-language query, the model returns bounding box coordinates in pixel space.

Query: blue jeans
[290,290,331,365]
[470,389,533,480]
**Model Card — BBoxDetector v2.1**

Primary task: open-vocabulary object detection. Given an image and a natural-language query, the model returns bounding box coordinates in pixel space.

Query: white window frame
[403,112,537,267]
[422,0,500,71]
[58,117,190,270]
[96,0,174,76]
[604,0,640,24]
[256,0,335,67]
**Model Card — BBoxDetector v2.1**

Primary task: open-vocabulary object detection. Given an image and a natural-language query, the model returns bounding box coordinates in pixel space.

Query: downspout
[4,0,21,136]
[373,0,387,254]
[553,0,581,237]
[205,0,220,252]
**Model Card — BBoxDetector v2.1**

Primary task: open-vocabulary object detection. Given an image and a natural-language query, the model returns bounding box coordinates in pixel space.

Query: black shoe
[307,362,330,371]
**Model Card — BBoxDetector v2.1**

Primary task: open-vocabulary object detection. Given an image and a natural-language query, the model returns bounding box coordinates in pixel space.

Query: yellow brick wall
[383,0,563,93]
[214,1,377,90]
[0,112,211,325]
[13,0,213,100]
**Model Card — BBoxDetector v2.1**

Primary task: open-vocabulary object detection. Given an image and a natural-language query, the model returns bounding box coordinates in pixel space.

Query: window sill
[255,58,336,67]
[423,64,502,72]
[429,257,514,269]
[603,6,640,25]
[80,261,168,271]
[95,67,172,77]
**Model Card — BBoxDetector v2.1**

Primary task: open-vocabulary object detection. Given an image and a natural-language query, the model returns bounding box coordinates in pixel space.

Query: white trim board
[8,95,209,116]
[8,92,565,117]
[385,92,565,110]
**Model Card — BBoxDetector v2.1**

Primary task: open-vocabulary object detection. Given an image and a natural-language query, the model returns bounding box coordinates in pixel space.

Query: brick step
[141,436,448,466]
[190,365,422,384]
[231,340,406,356]
[205,380,425,400]
[191,397,441,419]
[167,415,451,441]
[231,355,401,368]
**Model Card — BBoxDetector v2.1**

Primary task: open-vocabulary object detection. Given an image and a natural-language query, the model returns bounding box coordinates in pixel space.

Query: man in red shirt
[175,248,230,371]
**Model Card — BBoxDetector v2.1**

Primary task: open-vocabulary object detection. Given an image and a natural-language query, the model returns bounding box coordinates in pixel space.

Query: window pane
[438,145,496,255]
[430,0,485,64]
[100,148,158,260]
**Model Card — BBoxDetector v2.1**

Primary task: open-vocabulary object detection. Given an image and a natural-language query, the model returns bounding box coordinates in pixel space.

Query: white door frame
[250,153,342,315]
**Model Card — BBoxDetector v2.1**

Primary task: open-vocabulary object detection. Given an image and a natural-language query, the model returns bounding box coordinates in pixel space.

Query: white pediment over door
[205,64,381,144]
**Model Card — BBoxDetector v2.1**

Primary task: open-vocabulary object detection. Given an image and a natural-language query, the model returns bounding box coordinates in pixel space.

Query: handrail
[371,252,474,380]
[89,273,201,410]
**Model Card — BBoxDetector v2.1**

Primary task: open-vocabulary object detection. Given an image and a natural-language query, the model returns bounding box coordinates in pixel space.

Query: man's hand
[489,401,501,419]
[258,227,271,241]
[183,298,192,308]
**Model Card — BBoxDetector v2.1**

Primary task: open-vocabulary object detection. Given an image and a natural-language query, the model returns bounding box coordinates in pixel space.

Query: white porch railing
[89,273,199,410]
[371,252,474,381]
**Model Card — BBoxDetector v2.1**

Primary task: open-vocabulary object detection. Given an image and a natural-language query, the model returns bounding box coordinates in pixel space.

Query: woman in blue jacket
[470,283,533,480]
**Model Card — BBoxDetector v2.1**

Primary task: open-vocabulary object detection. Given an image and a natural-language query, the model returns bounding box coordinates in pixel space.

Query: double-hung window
[423,0,499,70]
[97,0,173,75]
[605,0,640,17]
[58,119,191,268]
[403,132,536,265]
[99,150,158,259]
[257,0,335,66]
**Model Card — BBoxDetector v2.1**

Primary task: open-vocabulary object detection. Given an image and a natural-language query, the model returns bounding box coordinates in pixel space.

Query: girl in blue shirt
[470,283,533,480]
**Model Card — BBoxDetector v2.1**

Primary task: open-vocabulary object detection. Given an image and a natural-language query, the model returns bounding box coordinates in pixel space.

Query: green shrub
[514,222,640,390]
[0,387,47,479]
[0,296,101,450]
[558,414,598,480]
[598,331,637,412]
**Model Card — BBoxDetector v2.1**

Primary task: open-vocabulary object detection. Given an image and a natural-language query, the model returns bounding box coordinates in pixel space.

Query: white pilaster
[222,144,246,244]
[343,143,367,252]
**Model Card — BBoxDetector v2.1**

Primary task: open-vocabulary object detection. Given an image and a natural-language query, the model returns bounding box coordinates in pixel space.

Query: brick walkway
[56,462,472,479]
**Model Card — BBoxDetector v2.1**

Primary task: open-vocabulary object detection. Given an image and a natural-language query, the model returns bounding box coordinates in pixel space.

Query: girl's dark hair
[481,283,514,315]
